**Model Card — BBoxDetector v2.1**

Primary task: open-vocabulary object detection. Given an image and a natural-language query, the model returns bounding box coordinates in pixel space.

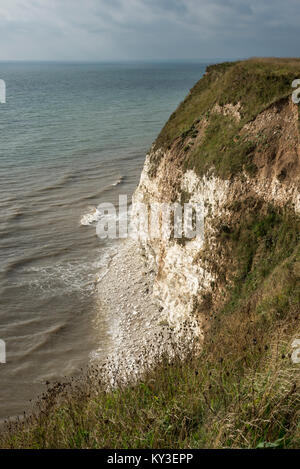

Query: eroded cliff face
[131,63,300,335]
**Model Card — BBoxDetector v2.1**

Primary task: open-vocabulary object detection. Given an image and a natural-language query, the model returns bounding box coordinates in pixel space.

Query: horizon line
[0,57,245,64]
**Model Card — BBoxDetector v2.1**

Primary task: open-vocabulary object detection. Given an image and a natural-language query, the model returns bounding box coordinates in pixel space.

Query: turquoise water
[0,62,206,419]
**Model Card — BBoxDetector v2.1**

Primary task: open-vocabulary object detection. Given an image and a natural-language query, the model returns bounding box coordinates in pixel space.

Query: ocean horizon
[0,61,207,419]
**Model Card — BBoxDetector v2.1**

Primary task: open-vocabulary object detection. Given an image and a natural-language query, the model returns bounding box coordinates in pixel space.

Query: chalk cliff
[131,59,300,340]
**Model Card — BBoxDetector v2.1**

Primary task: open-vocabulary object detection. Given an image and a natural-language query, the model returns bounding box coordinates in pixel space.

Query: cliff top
[152,58,300,181]
[155,58,300,150]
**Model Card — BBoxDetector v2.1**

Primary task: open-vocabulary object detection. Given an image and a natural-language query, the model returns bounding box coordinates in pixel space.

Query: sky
[0,0,299,61]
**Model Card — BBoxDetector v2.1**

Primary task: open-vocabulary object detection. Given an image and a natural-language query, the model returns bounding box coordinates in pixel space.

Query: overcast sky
[0,0,299,61]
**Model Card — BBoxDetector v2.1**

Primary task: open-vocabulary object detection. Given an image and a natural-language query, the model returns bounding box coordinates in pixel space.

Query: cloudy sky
[0,0,299,61]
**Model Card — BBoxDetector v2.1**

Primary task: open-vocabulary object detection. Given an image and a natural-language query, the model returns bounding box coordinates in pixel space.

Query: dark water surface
[0,62,206,419]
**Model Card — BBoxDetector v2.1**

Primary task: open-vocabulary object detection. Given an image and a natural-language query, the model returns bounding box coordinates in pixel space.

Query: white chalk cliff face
[132,155,227,328]
[131,97,300,332]
[131,146,300,332]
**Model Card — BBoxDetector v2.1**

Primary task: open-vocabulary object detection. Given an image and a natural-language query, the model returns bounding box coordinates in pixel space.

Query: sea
[0,61,207,419]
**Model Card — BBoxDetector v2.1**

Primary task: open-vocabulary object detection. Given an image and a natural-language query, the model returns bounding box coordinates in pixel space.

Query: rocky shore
[92,238,200,386]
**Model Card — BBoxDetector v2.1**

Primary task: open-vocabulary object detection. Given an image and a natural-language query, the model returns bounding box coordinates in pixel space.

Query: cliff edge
[2,59,299,449]
[132,58,300,346]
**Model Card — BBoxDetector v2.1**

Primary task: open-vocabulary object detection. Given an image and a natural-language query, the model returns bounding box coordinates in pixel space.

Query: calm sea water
[0,62,206,419]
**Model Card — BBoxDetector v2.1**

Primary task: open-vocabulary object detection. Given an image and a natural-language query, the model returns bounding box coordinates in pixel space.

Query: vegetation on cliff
[1,59,299,449]
[151,58,300,179]
[1,204,299,449]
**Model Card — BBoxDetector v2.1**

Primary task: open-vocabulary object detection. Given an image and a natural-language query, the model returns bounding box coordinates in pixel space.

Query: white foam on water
[80,176,124,226]
[24,244,118,298]
[112,176,124,186]
[80,206,101,226]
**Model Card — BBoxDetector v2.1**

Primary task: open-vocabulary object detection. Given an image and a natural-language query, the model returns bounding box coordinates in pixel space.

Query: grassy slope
[1,59,300,449]
[152,58,300,179]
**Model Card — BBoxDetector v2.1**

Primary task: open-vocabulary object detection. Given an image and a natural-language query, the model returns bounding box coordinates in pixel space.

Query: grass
[1,205,299,449]
[151,58,300,178]
[185,113,257,178]
[1,337,299,448]
[1,58,299,449]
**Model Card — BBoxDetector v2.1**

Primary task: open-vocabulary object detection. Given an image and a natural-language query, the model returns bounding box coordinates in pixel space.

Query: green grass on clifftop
[0,59,299,449]
[152,58,300,179]
[155,58,300,151]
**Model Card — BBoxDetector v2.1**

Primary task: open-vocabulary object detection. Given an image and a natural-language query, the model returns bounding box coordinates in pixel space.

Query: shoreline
[92,238,200,386]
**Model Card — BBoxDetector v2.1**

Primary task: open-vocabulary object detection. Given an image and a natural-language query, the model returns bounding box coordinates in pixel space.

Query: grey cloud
[0,0,298,60]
